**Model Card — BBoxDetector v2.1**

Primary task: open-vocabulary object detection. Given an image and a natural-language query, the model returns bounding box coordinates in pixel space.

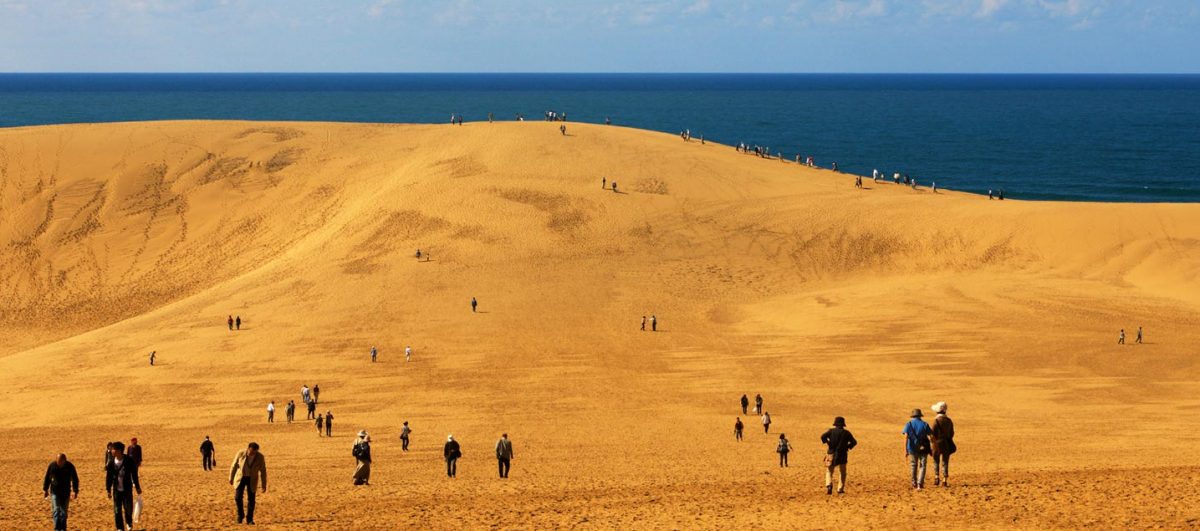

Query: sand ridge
[2,120,1200,528]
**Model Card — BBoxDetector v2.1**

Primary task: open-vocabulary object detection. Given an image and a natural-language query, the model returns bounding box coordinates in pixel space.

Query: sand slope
[2,120,1199,529]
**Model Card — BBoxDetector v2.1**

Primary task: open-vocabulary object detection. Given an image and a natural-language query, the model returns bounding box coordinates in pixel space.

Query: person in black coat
[200,436,216,471]
[106,441,141,531]
[43,453,79,531]
[444,435,462,478]
[740,394,749,415]
[820,417,858,495]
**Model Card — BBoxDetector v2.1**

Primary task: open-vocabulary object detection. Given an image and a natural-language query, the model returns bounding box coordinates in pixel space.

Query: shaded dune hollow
[2,120,1200,528]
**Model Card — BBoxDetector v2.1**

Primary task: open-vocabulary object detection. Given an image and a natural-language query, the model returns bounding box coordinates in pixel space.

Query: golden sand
[1,121,1199,528]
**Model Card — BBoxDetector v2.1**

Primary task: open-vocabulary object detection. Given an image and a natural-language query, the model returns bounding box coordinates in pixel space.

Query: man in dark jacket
[740,394,749,415]
[495,433,514,478]
[201,436,216,471]
[820,417,858,495]
[106,441,141,531]
[126,437,143,467]
[43,453,79,531]
[444,435,461,478]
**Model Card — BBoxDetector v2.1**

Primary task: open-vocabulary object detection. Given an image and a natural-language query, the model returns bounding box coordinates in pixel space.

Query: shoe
[237,517,243,524]
[826,485,832,495]
[837,489,845,495]
[934,477,940,486]
[247,520,255,525]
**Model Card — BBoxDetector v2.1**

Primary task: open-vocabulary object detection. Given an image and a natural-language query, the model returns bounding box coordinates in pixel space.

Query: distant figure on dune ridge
[200,436,216,471]
[903,408,932,490]
[371,346,377,363]
[406,345,413,362]
[306,399,316,420]
[471,297,478,313]
[605,116,611,125]
[236,315,242,330]
[149,351,155,366]
[286,400,295,423]
[415,248,421,260]
[820,416,857,495]
[734,417,744,441]
[929,402,956,487]
[740,394,749,415]
[1136,326,1143,344]
[641,316,646,331]
[777,433,792,467]
[754,394,763,415]
[989,189,994,200]
[267,401,275,423]
[313,384,320,403]
[832,162,838,172]
[761,411,771,433]
[602,177,606,189]
[444,435,461,478]
[229,442,266,525]
[126,438,143,467]
[651,315,657,332]
[1119,329,1125,345]
[105,441,141,531]
[353,431,372,486]
[43,452,78,531]
[228,315,234,330]
[326,411,334,437]
[560,124,567,135]
[400,421,412,451]
[495,433,514,478]
[611,181,618,193]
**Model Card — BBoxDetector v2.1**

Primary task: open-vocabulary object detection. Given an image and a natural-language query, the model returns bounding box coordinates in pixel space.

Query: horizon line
[2,71,1199,76]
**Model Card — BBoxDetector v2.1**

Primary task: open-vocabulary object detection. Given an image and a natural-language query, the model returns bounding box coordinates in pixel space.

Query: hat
[357,430,367,438]
[911,409,923,418]
[131,437,138,443]
[447,434,454,441]
[931,402,947,414]
[833,416,846,427]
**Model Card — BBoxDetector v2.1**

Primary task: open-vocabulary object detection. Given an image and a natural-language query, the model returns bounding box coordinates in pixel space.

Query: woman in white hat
[929,402,956,487]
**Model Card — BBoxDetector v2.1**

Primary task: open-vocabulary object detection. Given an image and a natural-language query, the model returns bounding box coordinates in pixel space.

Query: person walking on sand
[777,433,793,467]
[229,442,266,525]
[201,436,216,471]
[496,433,514,478]
[734,417,744,441]
[105,441,141,531]
[821,416,858,495]
[1119,329,1125,344]
[286,400,295,423]
[405,345,412,362]
[761,411,772,433]
[415,248,421,260]
[313,384,320,403]
[740,394,749,415]
[611,181,618,193]
[651,315,657,331]
[371,346,377,363]
[560,124,567,135]
[236,316,241,330]
[400,421,412,451]
[903,408,933,489]
[228,315,234,330]
[602,177,606,189]
[471,297,478,313]
[43,453,79,531]
[930,402,956,487]
[266,401,275,423]
[353,431,372,486]
[641,316,646,331]
[444,435,462,478]
[325,411,334,437]
[301,384,310,404]
[126,438,142,467]
[1136,326,1143,344]
[307,399,316,420]
[754,394,763,415]
[149,351,155,366]
[316,414,324,437]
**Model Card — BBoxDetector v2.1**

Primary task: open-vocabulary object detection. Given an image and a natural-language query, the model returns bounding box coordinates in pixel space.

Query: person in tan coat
[229,442,267,525]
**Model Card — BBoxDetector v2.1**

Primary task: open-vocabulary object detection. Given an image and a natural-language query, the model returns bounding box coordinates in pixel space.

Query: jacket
[43,461,79,497]
[820,427,858,466]
[230,450,267,490]
[200,439,215,455]
[105,456,140,494]
[495,438,514,460]
[931,415,956,454]
[444,440,461,460]
[126,444,143,466]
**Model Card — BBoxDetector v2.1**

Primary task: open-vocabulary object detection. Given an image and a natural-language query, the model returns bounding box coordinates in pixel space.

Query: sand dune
[2,120,1199,529]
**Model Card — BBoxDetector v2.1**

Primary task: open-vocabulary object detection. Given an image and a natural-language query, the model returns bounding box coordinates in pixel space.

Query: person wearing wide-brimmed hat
[352,431,372,486]
[820,416,857,495]
[903,408,933,489]
[930,402,956,487]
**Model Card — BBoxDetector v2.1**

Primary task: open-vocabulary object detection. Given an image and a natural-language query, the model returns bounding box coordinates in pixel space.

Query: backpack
[777,439,789,453]
[352,443,363,458]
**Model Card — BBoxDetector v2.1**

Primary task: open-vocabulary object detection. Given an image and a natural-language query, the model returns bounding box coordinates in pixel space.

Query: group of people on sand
[226,315,242,330]
[1118,326,1144,345]
[640,315,658,331]
[734,394,957,495]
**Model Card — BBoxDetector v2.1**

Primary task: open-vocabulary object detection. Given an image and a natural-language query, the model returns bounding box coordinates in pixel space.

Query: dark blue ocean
[2,73,1198,202]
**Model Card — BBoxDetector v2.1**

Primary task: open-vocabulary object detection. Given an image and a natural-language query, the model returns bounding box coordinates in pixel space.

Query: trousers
[235,478,256,523]
[909,453,928,487]
[112,489,134,530]
[51,492,70,530]
[825,463,847,491]
[498,458,511,478]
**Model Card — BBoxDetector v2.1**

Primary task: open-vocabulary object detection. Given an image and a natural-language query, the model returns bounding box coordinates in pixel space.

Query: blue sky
[1,0,1197,73]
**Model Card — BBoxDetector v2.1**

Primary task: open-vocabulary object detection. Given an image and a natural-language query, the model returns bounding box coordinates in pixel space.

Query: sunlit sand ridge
[2,120,1199,528]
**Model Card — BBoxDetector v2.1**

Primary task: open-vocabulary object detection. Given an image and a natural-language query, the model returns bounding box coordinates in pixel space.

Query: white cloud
[976,0,1009,18]
[682,0,710,15]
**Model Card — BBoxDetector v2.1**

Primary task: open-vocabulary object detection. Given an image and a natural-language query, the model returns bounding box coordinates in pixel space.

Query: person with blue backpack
[902,408,933,490]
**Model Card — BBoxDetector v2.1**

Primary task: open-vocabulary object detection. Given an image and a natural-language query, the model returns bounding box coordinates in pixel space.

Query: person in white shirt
[266,402,275,423]
[762,411,772,433]
[405,346,412,362]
